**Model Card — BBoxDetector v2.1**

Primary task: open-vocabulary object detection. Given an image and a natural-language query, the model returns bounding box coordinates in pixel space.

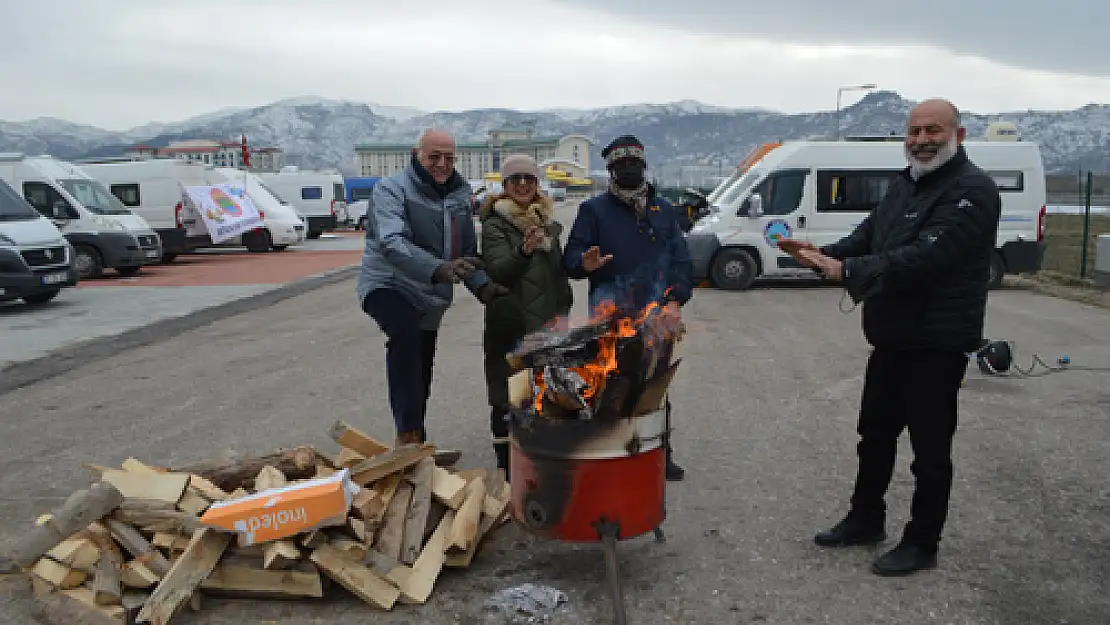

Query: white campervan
[255,168,345,238]
[0,154,160,278]
[685,136,1047,291]
[0,177,78,305]
[178,168,305,252]
[79,158,211,263]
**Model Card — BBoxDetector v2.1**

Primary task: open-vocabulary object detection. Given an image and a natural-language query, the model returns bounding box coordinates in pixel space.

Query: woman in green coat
[481,154,573,477]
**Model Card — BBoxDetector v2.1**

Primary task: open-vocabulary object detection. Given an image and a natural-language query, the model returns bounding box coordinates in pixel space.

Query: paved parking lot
[0,254,1107,623]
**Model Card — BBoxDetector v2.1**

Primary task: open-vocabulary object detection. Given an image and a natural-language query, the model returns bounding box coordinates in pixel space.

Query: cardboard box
[199,469,359,546]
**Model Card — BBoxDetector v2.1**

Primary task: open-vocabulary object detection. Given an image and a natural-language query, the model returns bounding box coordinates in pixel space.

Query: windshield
[58,178,132,215]
[706,169,742,203]
[254,178,288,204]
[715,169,762,209]
[0,180,38,221]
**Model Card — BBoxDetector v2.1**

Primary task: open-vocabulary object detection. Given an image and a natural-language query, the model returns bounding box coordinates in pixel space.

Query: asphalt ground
[0,207,1107,624]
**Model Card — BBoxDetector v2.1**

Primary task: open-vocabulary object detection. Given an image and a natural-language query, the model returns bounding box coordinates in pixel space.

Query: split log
[400,458,434,565]
[329,420,390,457]
[310,544,400,610]
[11,481,124,569]
[31,588,126,625]
[135,528,231,624]
[110,499,202,534]
[172,446,329,492]
[91,550,123,606]
[201,559,323,599]
[446,477,485,553]
[349,445,434,486]
[374,481,413,562]
[105,519,171,578]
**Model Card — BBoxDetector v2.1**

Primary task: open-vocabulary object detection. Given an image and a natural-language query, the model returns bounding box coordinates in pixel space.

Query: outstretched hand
[776,238,821,269]
[477,281,510,304]
[581,246,614,272]
[433,258,479,284]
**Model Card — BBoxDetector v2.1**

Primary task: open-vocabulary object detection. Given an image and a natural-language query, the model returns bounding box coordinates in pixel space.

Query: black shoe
[665,457,685,481]
[871,543,938,576]
[814,515,886,547]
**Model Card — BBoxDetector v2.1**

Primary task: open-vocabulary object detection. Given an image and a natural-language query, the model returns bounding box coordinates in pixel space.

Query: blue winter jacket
[563,189,694,311]
[356,161,490,330]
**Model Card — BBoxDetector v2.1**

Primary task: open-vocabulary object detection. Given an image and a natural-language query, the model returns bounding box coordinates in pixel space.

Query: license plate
[145,250,159,259]
[42,272,68,285]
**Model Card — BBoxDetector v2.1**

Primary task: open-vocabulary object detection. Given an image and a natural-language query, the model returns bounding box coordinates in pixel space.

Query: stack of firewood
[6,420,512,624]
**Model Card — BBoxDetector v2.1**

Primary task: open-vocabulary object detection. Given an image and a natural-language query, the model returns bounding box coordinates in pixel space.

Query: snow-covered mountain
[1,91,1107,176]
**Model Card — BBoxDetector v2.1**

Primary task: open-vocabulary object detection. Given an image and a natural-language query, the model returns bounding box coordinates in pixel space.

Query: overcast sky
[3,0,1108,130]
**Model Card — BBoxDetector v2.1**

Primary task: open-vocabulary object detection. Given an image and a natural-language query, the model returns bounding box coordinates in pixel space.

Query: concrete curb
[1004,275,1110,309]
[0,264,360,396]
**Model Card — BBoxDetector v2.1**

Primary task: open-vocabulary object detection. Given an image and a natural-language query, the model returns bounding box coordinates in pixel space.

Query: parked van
[177,168,305,252]
[0,154,158,278]
[685,137,1047,291]
[0,178,78,304]
[79,157,210,262]
[255,168,345,238]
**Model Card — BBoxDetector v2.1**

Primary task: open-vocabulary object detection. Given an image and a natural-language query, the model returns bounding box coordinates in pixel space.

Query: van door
[735,168,811,275]
[807,169,900,249]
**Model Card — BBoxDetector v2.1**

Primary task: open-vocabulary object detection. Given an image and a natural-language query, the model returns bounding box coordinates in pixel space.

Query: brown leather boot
[396,430,423,446]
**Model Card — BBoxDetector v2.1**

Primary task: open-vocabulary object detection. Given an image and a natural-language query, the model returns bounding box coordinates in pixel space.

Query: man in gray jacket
[357,129,507,458]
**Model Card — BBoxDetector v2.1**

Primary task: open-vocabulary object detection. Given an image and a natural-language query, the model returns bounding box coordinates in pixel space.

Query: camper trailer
[255,169,345,238]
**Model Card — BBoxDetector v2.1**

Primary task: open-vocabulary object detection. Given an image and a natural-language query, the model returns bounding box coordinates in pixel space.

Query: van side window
[816,170,898,213]
[987,170,1024,192]
[301,186,323,200]
[23,182,70,219]
[110,183,141,207]
[749,170,808,216]
[333,183,345,202]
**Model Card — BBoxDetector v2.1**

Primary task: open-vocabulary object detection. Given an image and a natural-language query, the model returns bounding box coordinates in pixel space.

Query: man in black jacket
[778,99,1001,576]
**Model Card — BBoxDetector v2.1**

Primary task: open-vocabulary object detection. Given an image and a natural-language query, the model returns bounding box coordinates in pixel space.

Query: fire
[531,295,675,415]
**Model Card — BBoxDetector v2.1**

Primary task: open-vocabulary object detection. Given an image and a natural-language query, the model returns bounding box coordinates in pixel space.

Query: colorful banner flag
[182,183,263,244]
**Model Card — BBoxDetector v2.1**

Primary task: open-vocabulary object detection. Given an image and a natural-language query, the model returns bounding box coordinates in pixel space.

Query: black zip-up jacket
[820,146,1001,353]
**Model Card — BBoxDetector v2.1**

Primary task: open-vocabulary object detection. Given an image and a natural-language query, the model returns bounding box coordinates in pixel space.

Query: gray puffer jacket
[355,164,489,329]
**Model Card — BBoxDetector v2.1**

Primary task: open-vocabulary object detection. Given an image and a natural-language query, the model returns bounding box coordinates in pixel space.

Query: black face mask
[610,161,645,189]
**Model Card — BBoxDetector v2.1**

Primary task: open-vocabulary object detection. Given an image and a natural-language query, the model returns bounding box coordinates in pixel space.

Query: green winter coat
[480,195,574,410]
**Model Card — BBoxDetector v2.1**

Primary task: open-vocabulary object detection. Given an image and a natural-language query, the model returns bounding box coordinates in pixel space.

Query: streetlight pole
[835,84,877,140]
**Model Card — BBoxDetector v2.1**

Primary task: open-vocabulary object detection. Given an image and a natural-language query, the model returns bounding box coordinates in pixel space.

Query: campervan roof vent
[985,121,1020,141]
[843,134,905,142]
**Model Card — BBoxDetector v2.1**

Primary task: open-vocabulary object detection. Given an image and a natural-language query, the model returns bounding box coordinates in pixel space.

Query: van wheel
[23,290,60,305]
[988,252,1005,290]
[272,245,288,252]
[711,248,759,291]
[73,244,103,279]
[161,253,177,264]
[246,229,272,253]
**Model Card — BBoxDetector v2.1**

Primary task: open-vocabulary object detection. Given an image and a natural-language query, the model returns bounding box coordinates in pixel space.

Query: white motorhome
[255,168,345,238]
[685,136,1047,290]
[178,168,305,252]
[79,157,211,262]
[0,177,78,305]
[0,154,160,278]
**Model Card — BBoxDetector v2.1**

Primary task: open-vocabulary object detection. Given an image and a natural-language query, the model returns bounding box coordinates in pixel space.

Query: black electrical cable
[973,341,1110,378]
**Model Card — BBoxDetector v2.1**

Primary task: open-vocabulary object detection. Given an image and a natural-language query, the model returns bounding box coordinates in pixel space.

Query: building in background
[121,139,284,172]
[354,128,592,181]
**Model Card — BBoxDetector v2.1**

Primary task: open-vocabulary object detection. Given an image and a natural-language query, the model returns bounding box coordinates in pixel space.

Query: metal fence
[1043,172,1108,279]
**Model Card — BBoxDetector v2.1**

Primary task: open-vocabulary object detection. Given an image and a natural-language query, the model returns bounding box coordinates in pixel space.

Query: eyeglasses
[506,174,537,185]
[423,152,455,164]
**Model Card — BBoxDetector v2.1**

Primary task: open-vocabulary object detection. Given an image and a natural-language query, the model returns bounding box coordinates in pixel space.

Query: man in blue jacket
[357,128,507,462]
[564,134,694,481]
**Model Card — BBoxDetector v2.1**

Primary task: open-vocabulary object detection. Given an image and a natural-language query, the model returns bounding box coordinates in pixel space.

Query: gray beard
[906,136,958,180]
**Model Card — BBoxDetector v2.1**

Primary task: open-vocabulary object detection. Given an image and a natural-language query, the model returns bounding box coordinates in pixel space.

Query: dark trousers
[362,289,438,435]
[848,347,969,551]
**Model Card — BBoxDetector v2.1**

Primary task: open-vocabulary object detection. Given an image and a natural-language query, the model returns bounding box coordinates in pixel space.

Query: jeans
[362,288,438,434]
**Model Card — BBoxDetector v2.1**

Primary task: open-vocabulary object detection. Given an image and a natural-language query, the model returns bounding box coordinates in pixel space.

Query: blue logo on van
[763,219,792,244]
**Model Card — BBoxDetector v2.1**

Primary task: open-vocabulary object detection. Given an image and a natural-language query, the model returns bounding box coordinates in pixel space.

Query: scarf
[492,195,554,251]
[608,178,649,218]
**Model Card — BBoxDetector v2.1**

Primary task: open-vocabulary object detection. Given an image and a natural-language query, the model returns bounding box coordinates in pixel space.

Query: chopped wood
[431,467,468,509]
[299,530,327,549]
[135,528,231,624]
[32,588,126,625]
[121,458,167,473]
[253,465,288,492]
[91,549,123,606]
[151,532,191,553]
[262,539,301,570]
[172,445,327,492]
[111,499,202,534]
[106,519,171,578]
[349,444,434,485]
[390,509,454,605]
[121,560,159,588]
[13,481,124,569]
[335,447,365,468]
[310,544,400,610]
[32,557,87,589]
[45,537,100,571]
[101,469,189,504]
[447,477,486,553]
[187,475,229,501]
[446,482,511,569]
[400,457,434,565]
[121,592,148,623]
[348,517,368,542]
[329,420,391,458]
[328,537,368,561]
[315,463,336,477]
[201,560,323,598]
[176,487,211,515]
[362,549,409,580]
[374,481,412,562]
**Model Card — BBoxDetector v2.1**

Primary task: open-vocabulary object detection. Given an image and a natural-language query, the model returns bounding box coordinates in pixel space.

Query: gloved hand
[432,258,478,284]
[477,281,510,304]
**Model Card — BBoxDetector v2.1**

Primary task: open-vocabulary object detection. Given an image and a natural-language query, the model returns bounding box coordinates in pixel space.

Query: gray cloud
[555,0,1109,77]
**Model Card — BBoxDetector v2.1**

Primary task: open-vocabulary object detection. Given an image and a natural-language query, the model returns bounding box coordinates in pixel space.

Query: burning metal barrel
[503,299,683,622]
